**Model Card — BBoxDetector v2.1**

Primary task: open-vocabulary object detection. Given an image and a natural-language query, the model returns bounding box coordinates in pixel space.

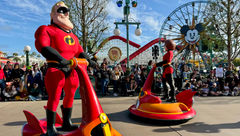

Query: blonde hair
[51,1,65,13]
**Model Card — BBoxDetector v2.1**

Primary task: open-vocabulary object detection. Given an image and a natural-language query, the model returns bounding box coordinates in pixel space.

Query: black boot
[46,109,60,136]
[162,91,169,100]
[167,97,176,103]
[162,94,169,100]
[61,105,78,131]
[162,78,169,101]
[167,74,176,103]
[169,91,176,103]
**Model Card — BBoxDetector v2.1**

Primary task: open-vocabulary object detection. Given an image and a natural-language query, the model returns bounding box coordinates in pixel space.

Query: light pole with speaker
[114,0,141,69]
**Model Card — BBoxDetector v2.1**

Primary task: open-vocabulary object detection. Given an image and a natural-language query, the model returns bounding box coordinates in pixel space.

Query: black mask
[57,7,70,14]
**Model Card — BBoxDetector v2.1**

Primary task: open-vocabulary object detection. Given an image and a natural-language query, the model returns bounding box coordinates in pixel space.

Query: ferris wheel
[159,0,213,66]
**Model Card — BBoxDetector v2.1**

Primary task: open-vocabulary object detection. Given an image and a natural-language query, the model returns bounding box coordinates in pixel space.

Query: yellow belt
[47,58,89,66]
[46,60,59,64]
[163,62,171,66]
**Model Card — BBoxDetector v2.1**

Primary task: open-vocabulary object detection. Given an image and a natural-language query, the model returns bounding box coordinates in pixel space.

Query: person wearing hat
[35,1,95,135]
[156,40,176,102]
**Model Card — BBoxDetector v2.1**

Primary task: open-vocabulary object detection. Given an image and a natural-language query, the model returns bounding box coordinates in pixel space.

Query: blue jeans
[0,79,6,99]
[0,79,6,90]
[101,78,109,96]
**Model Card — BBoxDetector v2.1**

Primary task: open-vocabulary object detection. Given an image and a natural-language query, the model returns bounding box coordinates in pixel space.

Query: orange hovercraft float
[22,58,121,136]
[129,65,196,122]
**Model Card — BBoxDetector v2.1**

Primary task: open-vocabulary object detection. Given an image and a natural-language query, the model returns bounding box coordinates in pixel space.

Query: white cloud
[128,9,139,22]
[3,0,52,15]
[106,1,123,19]
[131,33,153,46]
[141,4,147,10]
[105,1,165,46]
[0,9,40,22]
[126,4,165,34]
[4,0,42,13]
[0,0,53,30]
[143,16,161,32]
[39,0,50,7]
[135,11,164,36]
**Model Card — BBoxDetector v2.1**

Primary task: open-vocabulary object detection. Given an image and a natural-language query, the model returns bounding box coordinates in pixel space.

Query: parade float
[129,65,196,121]
[22,58,121,136]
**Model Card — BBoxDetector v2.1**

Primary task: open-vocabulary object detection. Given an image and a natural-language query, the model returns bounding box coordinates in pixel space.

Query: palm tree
[37,54,41,58]
[30,52,37,57]
[13,57,21,63]
[13,53,18,57]
[2,52,7,57]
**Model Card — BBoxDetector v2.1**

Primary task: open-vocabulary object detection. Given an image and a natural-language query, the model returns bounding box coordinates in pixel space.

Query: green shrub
[233,58,240,67]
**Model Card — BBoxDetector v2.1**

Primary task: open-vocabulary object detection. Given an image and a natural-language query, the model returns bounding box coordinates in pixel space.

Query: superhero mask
[51,1,73,31]
[57,7,70,14]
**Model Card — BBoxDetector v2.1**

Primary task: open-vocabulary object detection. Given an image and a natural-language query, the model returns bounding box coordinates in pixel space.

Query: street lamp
[114,0,141,68]
[135,24,142,36]
[24,45,31,67]
[114,25,121,36]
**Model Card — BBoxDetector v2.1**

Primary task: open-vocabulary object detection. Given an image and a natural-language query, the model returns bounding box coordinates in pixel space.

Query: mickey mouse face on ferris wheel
[180,23,204,45]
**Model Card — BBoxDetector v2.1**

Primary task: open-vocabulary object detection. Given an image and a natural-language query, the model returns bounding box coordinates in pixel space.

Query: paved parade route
[0,96,240,136]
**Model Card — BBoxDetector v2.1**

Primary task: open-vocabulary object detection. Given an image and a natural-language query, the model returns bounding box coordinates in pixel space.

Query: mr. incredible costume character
[156,40,176,102]
[35,1,94,136]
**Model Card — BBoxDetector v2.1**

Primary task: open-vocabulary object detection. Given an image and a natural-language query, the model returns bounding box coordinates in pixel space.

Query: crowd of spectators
[0,58,240,101]
[174,63,240,97]
[0,61,47,101]
[91,58,240,98]
[92,58,150,97]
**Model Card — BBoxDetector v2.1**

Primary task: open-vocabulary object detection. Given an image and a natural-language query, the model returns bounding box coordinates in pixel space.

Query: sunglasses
[57,7,70,14]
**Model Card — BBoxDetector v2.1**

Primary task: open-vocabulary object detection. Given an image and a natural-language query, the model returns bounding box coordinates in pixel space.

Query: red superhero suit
[34,2,97,135]
[35,24,83,112]
[156,40,176,102]
[161,50,174,78]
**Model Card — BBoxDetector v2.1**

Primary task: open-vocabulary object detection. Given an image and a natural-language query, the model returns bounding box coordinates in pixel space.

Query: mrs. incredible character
[156,40,176,102]
[35,1,94,135]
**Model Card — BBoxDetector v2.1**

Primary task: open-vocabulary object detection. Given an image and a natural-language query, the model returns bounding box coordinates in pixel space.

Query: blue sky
[0,0,195,56]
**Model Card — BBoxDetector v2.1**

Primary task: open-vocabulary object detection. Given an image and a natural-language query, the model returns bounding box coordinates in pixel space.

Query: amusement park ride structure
[96,1,217,69]
[159,0,216,69]
[95,36,165,65]
[97,1,218,67]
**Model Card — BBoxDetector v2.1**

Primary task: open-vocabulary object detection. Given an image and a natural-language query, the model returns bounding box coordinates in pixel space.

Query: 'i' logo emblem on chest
[64,35,75,46]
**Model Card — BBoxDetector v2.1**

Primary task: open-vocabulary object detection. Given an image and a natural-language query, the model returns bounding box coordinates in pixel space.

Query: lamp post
[24,45,31,67]
[114,0,141,68]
